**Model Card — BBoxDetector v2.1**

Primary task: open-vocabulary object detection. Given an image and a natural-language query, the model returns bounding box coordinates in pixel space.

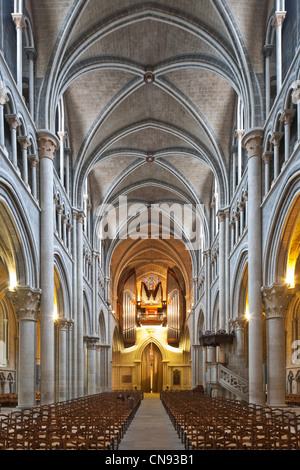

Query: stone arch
[98,309,106,344]
[264,178,300,285]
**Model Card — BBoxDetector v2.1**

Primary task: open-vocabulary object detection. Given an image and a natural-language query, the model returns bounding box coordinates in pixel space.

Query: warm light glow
[245,291,250,320]
[53,290,58,321]
[9,271,17,290]
[286,264,295,288]
[245,306,250,320]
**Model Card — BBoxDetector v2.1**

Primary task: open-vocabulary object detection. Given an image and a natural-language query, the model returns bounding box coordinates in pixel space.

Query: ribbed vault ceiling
[31,0,270,290]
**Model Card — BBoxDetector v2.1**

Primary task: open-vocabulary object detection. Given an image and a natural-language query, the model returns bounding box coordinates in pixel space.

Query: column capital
[235,129,244,140]
[263,151,273,164]
[272,10,287,28]
[11,13,26,30]
[5,114,20,130]
[77,211,85,224]
[29,154,38,167]
[18,135,31,150]
[270,131,284,147]
[6,286,41,321]
[0,83,9,106]
[262,283,294,319]
[291,80,300,105]
[242,128,264,159]
[281,109,296,126]
[24,46,36,60]
[84,335,100,349]
[55,317,69,330]
[57,130,67,142]
[37,130,59,162]
[217,210,226,222]
[230,317,246,330]
[263,44,274,58]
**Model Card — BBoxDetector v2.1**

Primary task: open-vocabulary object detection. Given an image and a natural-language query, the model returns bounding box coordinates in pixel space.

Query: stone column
[242,128,265,405]
[64,147,71,196]
[238,200,245,235]
[71,211,78,399]
[18,136,31,185]
[29,155,38,198]
[263,45,273,117]
[77,211,85,397]
[291,82,300,140]
[231,145,237,193]
[281,109,295,162]
[56,205,63,239]
[263,151,272,195]
[203,251,211,330]
[24,47,36,116]
[272,10,286,93]
[67,320,74,400]
[0,83,9,148]
[5,114,20,167]
[62,214,68,246]
[217,210,226,330]
[96,344,101,393]
[230,219,235,252]
[262,283,294,406]
[235,129,244,183]
[6,286,41,408]
[56,318,68,402]
[37,130,59,405]
[234,210,240,243]
[225,209,230,330]
[57,131,66,185]
[11,13,26,93]
[270,132,283,180]
[85,335,99,395]
[232,318,246,358]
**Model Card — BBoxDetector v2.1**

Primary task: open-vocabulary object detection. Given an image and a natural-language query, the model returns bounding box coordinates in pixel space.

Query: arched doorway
[141,342,163,393]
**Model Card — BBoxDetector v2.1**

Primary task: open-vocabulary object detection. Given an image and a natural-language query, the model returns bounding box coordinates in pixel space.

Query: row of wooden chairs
[161,391,300,450]
[0,390,142,450]
[0,394,18,408]
[286,394,300,407]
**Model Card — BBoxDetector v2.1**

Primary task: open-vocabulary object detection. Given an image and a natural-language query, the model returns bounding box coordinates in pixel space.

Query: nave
[1,389,300,451]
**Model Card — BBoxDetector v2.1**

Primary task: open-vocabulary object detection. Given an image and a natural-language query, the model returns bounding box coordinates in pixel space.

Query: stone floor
[118,393,185,450]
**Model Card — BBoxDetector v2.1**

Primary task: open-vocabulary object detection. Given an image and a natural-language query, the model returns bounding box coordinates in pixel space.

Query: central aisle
[118,393,185,450]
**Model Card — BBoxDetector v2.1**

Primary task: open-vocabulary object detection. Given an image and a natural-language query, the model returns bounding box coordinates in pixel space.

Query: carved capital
[263,151,273,164]
[11,13,26,30]
[270,131,284,147]
[18,136,31,151]
[235,129,244,140]
[291,81,300,105]
[77,211,85,224]
[230,317,246,330]
[263,44,273,58]
[0,83,9,106]
[242,129,264,159]
[262,283,294,319]
[37,130,59,162]
[84,335,100,349]
[5,114,20,131]
[217,210,226,223]
[6,286,41,322]
[272,11,287,28]
[56,318,69,330]
[281,109,295,126]
[29,155,38,167]
[57,130,67,142]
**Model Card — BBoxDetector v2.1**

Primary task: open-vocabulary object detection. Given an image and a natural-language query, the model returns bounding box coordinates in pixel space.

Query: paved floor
[118,393,184,450]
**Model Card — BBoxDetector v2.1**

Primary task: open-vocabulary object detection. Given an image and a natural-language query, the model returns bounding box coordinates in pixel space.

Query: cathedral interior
[0,0,300,432]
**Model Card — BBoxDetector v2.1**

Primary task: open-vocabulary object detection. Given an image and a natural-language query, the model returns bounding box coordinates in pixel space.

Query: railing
[218,364,249,402]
